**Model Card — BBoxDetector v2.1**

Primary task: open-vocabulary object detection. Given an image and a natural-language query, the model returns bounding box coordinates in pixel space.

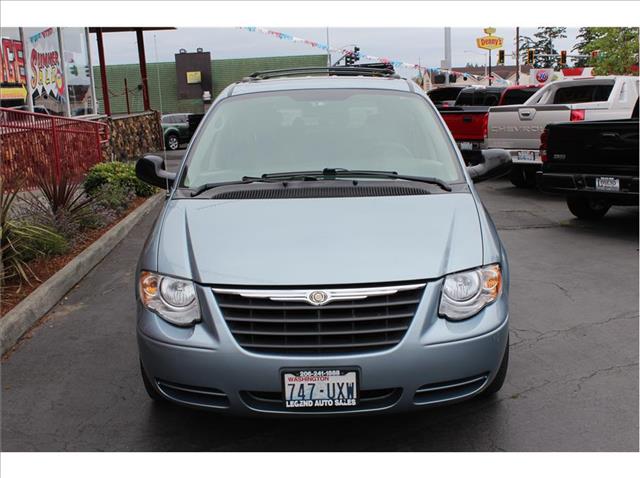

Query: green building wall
[93,54,328,115]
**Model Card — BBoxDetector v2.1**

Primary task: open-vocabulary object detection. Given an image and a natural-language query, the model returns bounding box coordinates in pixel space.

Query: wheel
[165,133,179,151]
[566,196,610,220]
[509,164,528,188]
[140,361,165,402]
[479,340,509,397]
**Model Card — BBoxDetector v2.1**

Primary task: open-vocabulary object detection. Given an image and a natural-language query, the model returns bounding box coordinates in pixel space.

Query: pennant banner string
[238,27,485,82]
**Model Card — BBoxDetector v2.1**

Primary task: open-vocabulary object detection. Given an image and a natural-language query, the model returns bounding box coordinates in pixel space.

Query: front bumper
[137,282,509,416]
[537,171,639,205]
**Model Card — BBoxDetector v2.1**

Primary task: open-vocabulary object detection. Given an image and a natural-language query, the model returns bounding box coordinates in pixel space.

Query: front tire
[566,196,610,220]
[165,133,179,151]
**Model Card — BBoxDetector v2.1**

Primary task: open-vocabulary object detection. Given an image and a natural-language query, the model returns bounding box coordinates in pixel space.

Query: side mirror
[135,155,176,189]
[467,149,512,183]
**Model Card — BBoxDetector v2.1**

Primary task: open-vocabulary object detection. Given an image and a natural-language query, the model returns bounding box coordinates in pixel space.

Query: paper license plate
[459,142,473,151]
[595,177,620,192]
[516,150,538,162]
[283,370,358,408]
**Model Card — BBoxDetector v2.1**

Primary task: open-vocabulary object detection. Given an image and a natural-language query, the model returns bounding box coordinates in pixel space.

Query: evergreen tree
[519,27,567,69]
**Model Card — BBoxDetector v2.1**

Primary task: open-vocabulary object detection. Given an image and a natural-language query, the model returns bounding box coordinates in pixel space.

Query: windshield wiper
[245,168,453,192]
[190,178,273,197]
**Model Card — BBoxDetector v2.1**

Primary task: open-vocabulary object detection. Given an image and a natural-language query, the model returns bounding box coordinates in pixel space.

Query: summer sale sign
[24,27,65,113]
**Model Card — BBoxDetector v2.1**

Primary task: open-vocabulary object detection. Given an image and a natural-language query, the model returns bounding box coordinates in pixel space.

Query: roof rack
[244,65,400,81]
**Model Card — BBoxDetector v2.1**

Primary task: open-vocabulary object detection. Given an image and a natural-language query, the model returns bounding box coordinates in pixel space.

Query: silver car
[134,66,511,415]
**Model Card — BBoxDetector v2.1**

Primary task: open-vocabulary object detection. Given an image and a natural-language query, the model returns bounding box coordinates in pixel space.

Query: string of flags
[237,27,488,83]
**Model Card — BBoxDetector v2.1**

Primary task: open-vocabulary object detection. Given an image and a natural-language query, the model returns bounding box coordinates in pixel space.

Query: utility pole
[443,27,452,85]
[326,27,331,66]
[515,26,520,85]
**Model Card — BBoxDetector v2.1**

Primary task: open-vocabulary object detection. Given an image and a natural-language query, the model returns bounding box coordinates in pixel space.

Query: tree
[519,27,567,69]
[573,27,639,74]
[572,27,603,67]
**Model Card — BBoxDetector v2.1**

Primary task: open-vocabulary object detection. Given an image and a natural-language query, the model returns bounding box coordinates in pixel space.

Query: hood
[157,194,483,286]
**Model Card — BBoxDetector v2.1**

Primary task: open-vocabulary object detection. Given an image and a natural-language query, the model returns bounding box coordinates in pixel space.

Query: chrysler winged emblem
[307,290,330,306]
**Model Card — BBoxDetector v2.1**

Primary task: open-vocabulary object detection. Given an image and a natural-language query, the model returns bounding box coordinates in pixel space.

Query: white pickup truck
[486,76,639,187]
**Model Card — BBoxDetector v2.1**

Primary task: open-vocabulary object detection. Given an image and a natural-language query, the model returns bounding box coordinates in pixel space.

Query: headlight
[438,264,502,320]
[139,271,200,326]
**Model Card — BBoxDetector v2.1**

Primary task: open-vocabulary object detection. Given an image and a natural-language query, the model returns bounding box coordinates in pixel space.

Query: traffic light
[526,49,535,65]
[345,46,360,66]
[560,50,567,65]
[345,52,355,66]
[497,49,505,65]
[69,64,78,76]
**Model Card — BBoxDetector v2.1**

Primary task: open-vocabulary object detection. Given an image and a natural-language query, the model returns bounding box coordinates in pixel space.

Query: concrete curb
[1,193,163,355]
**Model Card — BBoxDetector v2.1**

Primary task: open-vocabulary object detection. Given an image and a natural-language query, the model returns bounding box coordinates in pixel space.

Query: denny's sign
[476,27,503,51]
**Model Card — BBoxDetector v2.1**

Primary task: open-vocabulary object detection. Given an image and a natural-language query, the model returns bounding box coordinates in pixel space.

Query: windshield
[180,89,462,188]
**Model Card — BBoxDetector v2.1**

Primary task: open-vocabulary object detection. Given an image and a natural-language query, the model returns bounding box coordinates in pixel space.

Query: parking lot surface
[1,166,638,451]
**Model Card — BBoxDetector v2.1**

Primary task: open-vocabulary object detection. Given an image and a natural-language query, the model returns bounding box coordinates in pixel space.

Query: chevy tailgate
[486,104,571,150]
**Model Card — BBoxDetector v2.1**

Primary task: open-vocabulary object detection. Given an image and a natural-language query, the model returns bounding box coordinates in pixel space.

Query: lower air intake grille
[213,282,426,355]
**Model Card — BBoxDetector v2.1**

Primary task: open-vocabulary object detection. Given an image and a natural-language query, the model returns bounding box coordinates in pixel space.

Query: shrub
[24,173,96,239]
[93,183,136,215]
[1,179,67,288]
[84,162,156,198]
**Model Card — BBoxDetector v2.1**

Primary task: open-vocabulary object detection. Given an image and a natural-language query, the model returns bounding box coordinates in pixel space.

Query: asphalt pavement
[1,151,638,451]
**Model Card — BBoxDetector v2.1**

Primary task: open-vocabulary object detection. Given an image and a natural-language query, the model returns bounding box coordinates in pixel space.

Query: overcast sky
[2,26,580,77]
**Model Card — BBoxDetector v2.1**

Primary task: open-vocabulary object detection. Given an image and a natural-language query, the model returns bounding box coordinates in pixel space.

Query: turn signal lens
[439,264,503,320]
[140,271,159,299]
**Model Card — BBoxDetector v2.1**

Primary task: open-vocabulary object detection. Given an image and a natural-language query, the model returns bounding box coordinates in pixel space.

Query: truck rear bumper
[537,171,639,205]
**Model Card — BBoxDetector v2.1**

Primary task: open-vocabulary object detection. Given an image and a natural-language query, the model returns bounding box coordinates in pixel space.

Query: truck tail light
[570,109,585,122]
[540,128,549,163]
[482,113,489,139]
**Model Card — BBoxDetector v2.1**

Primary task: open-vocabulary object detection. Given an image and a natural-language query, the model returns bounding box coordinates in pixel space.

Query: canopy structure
[88,27,174,116]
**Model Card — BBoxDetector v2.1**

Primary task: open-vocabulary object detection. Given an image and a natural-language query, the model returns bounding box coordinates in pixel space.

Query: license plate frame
[516,150,538,162]
[282,368,360,409]
[595,176,620,192]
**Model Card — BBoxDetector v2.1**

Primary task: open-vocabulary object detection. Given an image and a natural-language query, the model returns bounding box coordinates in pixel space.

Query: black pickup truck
[536,102,639,219]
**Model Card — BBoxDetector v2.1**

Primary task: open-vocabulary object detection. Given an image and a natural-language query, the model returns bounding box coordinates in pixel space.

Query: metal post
[124,77,131,115]
[488,50,492,85]
[95,28,111,116]
[136,29,151,111]
[515,27,520,85]
[85,27,98,115]
[326,27,331,66]
[51,117,61,181]
[57,28,71,116]
[19,28,35,113]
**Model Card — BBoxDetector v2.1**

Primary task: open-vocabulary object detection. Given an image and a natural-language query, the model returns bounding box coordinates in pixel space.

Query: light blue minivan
[135,66,511,415]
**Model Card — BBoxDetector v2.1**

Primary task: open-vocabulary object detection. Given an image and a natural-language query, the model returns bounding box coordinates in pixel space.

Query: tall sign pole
[488,50,492,85]
[515,27,520,85]
[18,28,34,112]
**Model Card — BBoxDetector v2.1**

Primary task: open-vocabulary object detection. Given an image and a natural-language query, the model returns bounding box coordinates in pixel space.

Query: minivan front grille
[213,283,426,355]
